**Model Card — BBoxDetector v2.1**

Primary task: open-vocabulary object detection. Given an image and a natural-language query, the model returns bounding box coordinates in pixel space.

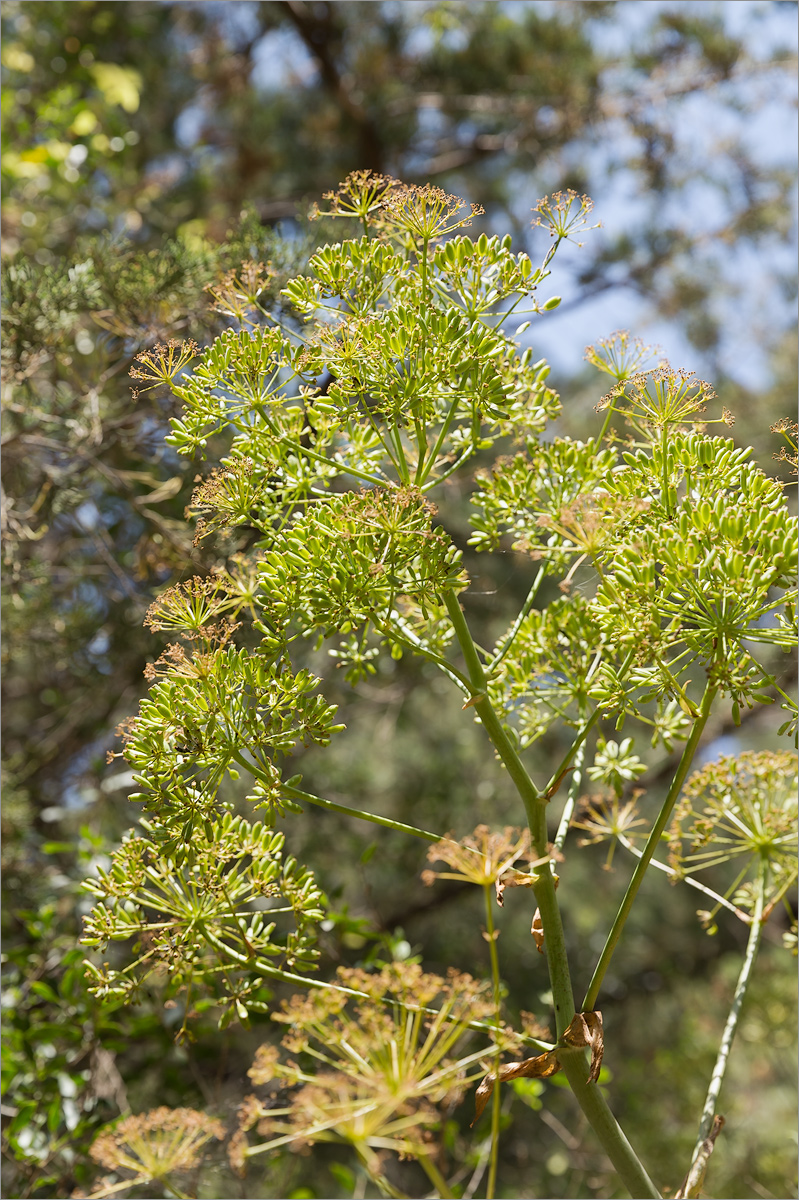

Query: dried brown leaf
[472,1051,561,1124]
[531,908,545,953]
[562,1011,604,1083]
[495,865,541,906]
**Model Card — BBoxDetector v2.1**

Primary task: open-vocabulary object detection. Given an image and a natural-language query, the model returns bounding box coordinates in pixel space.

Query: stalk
[443,589,660,1198]
[232,752,444,842]
[592,406,614,451]
[558,1049,661,1199]
[583,680,717,1012]
[201,927,553,1049]
[282,783,444,843]
[419,1154,455,1200]
[616,834,751,923]
[442,590,541,833]
[483,884,502,1200]
[553,736,587,854]
[690,859,767,1167]
[356,1144,410,1199]
[487,565,547,673]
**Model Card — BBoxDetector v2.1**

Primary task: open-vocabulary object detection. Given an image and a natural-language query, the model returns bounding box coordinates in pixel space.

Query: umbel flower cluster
[79,174,797,1200]
[230,964,496,1180]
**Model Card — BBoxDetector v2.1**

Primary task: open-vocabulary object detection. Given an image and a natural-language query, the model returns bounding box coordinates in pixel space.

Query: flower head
[313,170,401,226]
[380,183,484,242]
[80,1108,225,1198]
[596,364,715,432]
[573,791,648,870]
[235,964,494,1169]
[532,190,599,246]
[772,417,798,477]
[421,824,535,889]
[585,331,658,382]
[129,339,199,393]
[669,752,798,917]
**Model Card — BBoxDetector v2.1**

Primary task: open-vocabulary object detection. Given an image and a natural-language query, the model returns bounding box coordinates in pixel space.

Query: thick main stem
[443,590,661,1199]
[583,680,718,1012]
[558,1049,661,1199]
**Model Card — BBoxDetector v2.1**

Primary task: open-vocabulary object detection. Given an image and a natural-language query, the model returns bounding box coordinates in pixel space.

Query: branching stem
[443,588,661,1199]
[231,751,444,842]
[487,565,547,673]
[583,679,717,1012]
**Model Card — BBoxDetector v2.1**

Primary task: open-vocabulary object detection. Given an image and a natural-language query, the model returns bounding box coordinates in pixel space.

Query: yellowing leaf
[90,63,142,113]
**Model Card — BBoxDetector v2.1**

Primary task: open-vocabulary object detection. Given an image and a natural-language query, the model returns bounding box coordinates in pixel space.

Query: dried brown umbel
[76,1107,225,1198]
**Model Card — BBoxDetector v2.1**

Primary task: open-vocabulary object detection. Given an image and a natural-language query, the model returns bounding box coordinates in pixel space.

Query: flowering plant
[79,176,797,1200]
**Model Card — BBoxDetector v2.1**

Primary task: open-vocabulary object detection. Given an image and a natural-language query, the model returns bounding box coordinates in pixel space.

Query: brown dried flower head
[84,1107,224,1197]
[238,964,494,1164]
[422,824,535,890]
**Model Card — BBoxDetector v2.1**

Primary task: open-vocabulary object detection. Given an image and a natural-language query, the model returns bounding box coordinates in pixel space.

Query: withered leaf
[495,867,536,907]
[494,854,554,907]
[472,1051,561,1124]
[562,1010,604,1084]
[531,907,544,953]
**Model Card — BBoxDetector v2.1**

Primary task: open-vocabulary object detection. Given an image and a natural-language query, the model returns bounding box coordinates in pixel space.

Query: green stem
[373,616,472,694]
[163,1183,190,1200]
[487,565,547,673]
[691,859,767,1159]
[483,885,502,1200]
[444,589,659,1198]
[532,869,575,1038]
[417,393,461,487]
[442,590,542,834]
[592,407,614,452]
[557,1049,662,1199]
[423,444,477,490]
[202,928,554,1050]
[616,834,752,923]
[582,680,718,1012]
[356,1144,410,1199]
[278,431,387,488]
[231,753,443,842]
[661,423,672,517]
[282,783,443,843]
[543,708,601,807]
[553,736,587,854]
[418,1153,455,1200]
[421,236,429,303]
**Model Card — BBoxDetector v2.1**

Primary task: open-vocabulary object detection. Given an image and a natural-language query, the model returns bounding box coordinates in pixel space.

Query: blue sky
[185,1,797,388]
